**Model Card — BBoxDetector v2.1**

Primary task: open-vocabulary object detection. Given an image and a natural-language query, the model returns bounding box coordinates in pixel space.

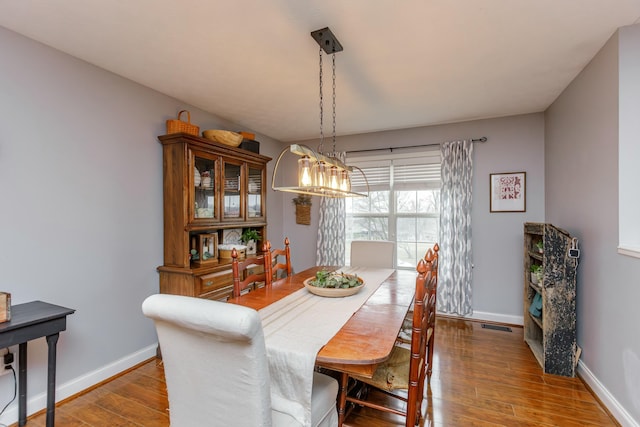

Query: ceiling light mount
[310,27,343,54]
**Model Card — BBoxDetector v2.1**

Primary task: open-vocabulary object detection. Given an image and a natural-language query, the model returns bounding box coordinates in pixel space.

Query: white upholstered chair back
[350,240,394,268]
[142,294,271,426]
[142,294,339,427]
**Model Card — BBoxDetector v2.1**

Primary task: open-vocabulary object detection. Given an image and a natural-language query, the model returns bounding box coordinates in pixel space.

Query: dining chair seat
[142,294,339,427]
[353,342,411,391]
[357,327,435,392]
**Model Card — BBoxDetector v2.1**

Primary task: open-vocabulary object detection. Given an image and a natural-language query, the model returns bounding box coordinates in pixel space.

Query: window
[345,149,440,269]
[618,25,640,259]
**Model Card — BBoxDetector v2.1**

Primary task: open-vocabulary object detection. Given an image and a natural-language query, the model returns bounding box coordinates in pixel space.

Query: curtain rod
[346,136,487,155]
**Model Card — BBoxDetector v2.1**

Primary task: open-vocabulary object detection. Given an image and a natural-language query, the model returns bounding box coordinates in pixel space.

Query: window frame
[345,148,441,269]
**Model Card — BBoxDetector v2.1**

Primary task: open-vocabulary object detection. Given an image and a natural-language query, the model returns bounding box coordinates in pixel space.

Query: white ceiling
[2,1,640,142]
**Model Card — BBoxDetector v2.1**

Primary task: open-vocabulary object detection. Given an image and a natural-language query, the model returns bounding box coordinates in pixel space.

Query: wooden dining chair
[269,237,292,280]
[337,247,439,427]
[398,242,439,333]
[231,244,271,298]
[142,294,340,427]
[423,245,439,377]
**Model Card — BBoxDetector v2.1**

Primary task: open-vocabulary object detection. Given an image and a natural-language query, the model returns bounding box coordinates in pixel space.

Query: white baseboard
[578,360,639,427]
[0,344,157,426]
[466,310,524,326]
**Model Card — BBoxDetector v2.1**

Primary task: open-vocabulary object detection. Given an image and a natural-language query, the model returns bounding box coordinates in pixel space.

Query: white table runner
[259,266,394,427]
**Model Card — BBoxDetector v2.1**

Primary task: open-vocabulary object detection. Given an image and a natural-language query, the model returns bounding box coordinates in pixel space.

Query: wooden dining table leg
[337,371,349,426]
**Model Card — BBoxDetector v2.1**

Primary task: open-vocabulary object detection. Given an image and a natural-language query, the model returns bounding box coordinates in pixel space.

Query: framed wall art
[490,172,526,212]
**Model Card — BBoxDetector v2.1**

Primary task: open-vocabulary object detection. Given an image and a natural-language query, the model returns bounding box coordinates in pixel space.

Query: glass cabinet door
[222,160,243,220]
[191,151,218,222]
[247,164,265,219]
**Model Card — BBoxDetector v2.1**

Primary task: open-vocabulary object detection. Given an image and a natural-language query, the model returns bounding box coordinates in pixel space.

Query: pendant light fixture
[271,27,368,198]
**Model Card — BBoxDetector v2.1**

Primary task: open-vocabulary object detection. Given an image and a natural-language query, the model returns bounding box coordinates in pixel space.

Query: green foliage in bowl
[308,270,362,289]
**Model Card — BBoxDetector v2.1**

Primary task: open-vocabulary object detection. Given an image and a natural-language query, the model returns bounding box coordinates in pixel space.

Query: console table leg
[18,342,27,427]
[45,333,59,427]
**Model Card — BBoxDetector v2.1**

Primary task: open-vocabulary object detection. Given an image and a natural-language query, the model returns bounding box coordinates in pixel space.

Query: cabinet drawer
[201,285,234,302]
[196,269,233,296]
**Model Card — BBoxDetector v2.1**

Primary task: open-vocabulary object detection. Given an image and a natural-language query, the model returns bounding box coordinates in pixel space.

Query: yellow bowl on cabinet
[202,130,243,147]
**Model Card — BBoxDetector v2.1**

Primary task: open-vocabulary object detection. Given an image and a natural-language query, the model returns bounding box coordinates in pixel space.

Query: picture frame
[490,172,526,212]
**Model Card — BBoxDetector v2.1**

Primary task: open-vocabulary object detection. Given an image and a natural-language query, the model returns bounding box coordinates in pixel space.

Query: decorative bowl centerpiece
[303,270,364,297]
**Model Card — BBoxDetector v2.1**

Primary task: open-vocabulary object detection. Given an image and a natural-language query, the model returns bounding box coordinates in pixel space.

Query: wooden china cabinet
[157,133,271,301]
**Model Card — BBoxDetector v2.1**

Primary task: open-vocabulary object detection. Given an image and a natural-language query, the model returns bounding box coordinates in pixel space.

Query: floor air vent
[481,323,512,332]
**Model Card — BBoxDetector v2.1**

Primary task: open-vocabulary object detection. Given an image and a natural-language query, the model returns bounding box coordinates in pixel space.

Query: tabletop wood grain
[229,266,415,378]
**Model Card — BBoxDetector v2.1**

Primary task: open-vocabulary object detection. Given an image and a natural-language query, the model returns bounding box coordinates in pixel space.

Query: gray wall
[545,24,640,425]
[284,113,545,325]
[0,26,284,424]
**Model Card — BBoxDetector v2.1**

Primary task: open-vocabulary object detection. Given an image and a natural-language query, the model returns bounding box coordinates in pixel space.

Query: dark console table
[0,301,75,426]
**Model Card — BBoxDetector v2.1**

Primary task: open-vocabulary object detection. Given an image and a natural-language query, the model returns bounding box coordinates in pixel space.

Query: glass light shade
[313,161,328,188]
[339,169,351,192]
[329,166,340,190]
[298,156,313,187]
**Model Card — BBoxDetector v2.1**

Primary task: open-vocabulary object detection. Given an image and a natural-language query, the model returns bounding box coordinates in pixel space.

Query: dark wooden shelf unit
[523,222,579,377]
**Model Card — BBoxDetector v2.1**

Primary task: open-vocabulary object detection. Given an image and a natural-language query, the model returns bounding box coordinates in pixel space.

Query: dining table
[227,265,416,427]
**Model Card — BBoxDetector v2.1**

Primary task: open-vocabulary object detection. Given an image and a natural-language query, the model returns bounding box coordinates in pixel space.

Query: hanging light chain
[318,47,324,155]
[331,52,337,155]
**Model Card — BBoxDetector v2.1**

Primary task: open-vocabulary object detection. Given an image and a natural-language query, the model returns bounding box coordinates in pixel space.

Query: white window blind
[351,164,390,192]
[349,149,440,192]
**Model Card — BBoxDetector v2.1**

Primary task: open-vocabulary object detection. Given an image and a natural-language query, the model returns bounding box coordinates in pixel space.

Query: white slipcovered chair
[142,294,339,427]
[350,240,394,268]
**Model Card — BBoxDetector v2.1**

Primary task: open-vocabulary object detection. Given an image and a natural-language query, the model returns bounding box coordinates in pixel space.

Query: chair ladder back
[424,244,439,378]
[405,258,429,426]
[270,237,292,280]
[262,241,273,284]
[231,246,271,298]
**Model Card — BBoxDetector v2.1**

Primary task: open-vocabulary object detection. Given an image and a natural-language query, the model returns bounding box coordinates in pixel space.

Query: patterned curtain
[438,140,473,316]
[316,152,346,266]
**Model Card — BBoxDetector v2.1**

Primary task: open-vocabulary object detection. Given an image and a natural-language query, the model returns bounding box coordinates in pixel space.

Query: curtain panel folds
[316,152,347,266]
[439,141,473,316]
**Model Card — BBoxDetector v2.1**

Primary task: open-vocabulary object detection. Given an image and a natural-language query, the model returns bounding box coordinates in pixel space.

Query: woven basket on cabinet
[166,110,200,136]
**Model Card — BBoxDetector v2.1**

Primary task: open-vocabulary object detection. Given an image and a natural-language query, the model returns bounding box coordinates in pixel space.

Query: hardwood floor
[17,317,618,426]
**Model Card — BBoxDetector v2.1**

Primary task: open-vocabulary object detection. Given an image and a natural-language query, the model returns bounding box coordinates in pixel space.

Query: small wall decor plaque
[292,195,312,225]
[222,228,242,244]
[490,172,526,212]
